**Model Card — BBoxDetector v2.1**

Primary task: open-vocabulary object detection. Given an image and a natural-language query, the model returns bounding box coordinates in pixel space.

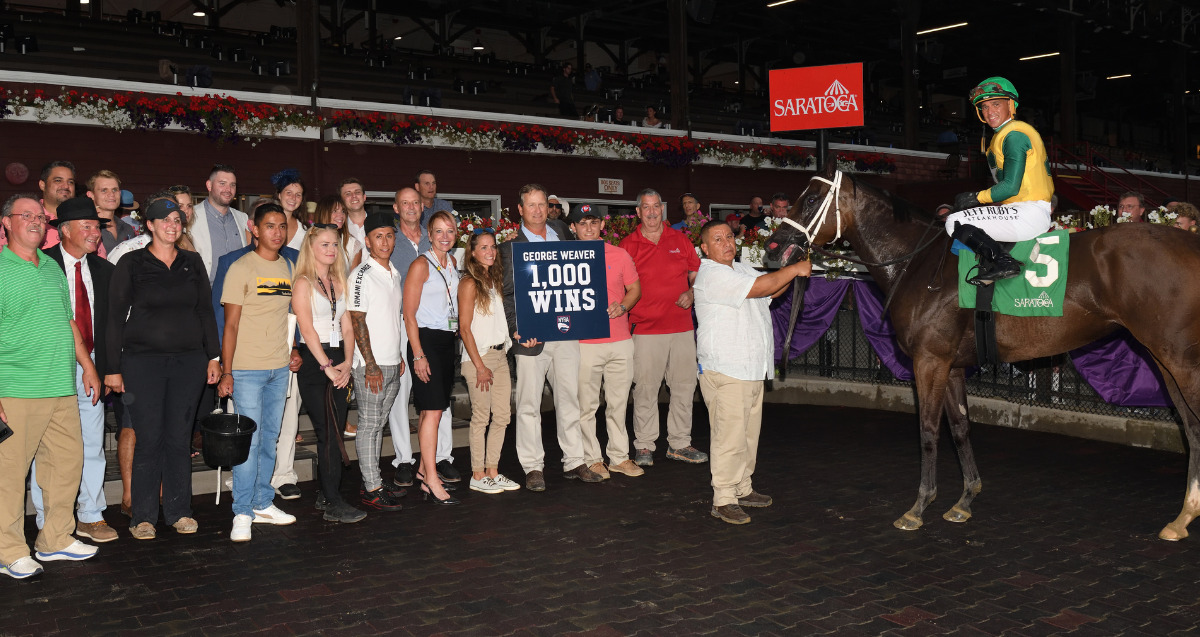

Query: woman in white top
[642,105,665,129]
[457,229,518,495]
[272,169,310,252]
[292,225,365,523]
[403,211,461,505]
[312,194,363,273]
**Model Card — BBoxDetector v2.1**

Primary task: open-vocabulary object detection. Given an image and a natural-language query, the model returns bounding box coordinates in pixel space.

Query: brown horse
[766,161,1200,540]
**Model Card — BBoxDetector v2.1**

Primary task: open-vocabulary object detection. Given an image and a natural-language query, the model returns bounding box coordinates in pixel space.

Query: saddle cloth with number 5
[956,229,1069,317]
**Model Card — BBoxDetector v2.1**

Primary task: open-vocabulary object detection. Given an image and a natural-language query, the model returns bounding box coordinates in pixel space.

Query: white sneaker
[1,556,43,579]
[35,539,98,562]
[230,514,253,542]
[252,504,297,526]
[469,476,503,494]
[491,474,521,491]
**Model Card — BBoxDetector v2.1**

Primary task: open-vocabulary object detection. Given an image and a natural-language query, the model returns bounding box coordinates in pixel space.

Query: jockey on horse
[947,77,1055,286]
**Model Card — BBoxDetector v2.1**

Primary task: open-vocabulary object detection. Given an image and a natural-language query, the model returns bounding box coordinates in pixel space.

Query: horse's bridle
[779,169,945,269]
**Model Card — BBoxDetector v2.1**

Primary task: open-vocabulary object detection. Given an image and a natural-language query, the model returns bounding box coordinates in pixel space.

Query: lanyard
[315,275,336,340]
[424,252,458,318]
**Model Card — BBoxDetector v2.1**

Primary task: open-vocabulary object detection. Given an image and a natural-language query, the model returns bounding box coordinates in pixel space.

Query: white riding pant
[944,200,1052,243]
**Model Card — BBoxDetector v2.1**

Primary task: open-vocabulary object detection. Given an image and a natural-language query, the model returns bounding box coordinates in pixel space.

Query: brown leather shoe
[738,491,773,508]
[76,520,118,543]
[525,470,546,492]
[564,464,603,483]
[711,504,751,525]
[588,462,611,480]
[607,459,645,477]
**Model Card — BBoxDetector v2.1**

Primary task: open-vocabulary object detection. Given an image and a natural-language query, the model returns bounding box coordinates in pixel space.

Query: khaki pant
[0,396,82,564]
[698,371,763,507]
[631,331,697,452]
[272,371,300,488]
[578,339,635,465]
[514,340,584,473]
[462,347,512,472]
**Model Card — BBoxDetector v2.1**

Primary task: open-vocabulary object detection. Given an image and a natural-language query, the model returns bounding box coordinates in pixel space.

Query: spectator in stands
[550,62,578,118]
[387,188,456,489]
[583,63,601,92]
[0,193,102,579]
[547,195,568,222]
[671,193,701,230]
[272,169,309,252]
[1118,191,1146,223]
[619,188,708,468]
[31,198,116,544]
[500,184,599,490]
[642,106,665,129]
[348,212,407,512]
[769,192,791,219]
[457,229,517,494]
[742,196,766,234]
[612,105,628,126]
[725,213,743,237]
[107,198,220,540]
[402,211,462,506]
[570,204,643,480]
[291,225,366,523]
[87,170,136,255]
[39,160,76,250]
[1171,202,1199,232]
[694,219,812,524]
[416,170,455,227]
[193,164,249,280]
[339,178,369,257]
[312,194,363,273]
[217,203,298,542]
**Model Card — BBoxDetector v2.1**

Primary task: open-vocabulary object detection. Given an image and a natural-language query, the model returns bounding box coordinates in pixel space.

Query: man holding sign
[500,184,602,492]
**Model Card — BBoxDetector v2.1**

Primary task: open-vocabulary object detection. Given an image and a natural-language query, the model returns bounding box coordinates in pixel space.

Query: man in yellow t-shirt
[946,77,1054,286]
[217,203,297,542]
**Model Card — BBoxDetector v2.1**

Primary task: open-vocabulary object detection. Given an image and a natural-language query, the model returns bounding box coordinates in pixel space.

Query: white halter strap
[782,170,843,245]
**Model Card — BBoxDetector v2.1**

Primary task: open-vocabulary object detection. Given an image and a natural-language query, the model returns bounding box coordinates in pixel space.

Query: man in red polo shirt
[619,188,708,467]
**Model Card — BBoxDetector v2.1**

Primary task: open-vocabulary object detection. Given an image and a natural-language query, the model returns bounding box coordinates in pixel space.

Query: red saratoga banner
[769,63,864,131]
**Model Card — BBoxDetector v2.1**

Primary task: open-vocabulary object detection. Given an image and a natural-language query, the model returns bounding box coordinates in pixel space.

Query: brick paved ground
[4,403,1200,636]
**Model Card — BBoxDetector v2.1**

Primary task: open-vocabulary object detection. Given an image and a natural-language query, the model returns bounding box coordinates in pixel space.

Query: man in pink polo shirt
[570,204,643,479]
[619,188,708,467]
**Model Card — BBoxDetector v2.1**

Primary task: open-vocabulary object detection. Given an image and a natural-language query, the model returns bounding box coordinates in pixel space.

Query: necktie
[75,261,93,354]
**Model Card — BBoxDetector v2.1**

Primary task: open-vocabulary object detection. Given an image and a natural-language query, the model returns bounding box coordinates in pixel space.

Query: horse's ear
[820,152,838,177]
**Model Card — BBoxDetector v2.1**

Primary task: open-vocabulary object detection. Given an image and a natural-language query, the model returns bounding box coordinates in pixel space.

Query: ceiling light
[1019,52,1059,61]
[767,0,797,6]
[193,11,205,17]
[394,35,402,40]
[1107,74,1131,80]
[916,22,967,35]
[472,40,484,50]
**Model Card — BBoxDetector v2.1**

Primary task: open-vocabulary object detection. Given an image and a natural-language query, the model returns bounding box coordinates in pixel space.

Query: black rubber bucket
[200,410,257,469]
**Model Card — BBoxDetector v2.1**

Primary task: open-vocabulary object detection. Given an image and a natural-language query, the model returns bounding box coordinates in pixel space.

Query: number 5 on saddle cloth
[955,229,1070,365]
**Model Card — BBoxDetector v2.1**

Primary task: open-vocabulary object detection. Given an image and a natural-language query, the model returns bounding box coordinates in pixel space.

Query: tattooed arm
[350,310,383,393]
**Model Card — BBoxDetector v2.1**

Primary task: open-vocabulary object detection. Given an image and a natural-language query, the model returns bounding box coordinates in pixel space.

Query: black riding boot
[952,222,1023,286]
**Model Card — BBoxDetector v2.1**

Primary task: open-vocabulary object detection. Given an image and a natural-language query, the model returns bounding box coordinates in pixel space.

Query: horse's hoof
[1159,524,1189,541]
[893,513,923,531]
[942,506,971,523]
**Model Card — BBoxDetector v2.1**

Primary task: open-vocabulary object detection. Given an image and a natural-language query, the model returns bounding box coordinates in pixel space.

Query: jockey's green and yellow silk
[977,120,1054,205]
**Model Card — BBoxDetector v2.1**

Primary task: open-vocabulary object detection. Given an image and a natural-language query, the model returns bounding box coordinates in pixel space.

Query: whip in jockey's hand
[943,77,1055,286]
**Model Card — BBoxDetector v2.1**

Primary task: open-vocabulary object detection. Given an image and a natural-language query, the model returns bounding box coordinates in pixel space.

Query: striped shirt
[0,248,76,398]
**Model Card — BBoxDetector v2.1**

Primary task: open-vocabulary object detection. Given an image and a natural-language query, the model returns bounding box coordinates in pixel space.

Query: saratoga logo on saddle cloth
[769,63,864,131]
[957,230,1070,317]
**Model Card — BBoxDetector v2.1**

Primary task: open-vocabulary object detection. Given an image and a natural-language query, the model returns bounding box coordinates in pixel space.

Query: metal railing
[783,290,1176,422]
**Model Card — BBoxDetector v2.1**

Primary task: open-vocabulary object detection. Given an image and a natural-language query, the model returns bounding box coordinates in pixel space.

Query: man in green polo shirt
[0,193,103,580]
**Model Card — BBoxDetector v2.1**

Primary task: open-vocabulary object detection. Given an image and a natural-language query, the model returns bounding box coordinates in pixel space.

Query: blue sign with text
[512,240,609,342]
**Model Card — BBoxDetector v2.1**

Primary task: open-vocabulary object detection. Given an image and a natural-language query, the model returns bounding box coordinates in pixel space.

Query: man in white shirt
[340,178,369,254]
[693,220,810,525]
[348,212,407,512]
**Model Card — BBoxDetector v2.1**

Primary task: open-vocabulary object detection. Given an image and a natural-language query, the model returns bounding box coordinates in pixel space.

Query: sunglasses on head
[473,227,495,235]
[311,223,338,230]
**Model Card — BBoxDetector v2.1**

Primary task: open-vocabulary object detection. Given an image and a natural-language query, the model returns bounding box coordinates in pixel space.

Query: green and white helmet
[969,76,1018,122]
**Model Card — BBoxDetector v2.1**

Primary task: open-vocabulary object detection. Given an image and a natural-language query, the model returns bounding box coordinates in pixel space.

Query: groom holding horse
[947,76,1054,286]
